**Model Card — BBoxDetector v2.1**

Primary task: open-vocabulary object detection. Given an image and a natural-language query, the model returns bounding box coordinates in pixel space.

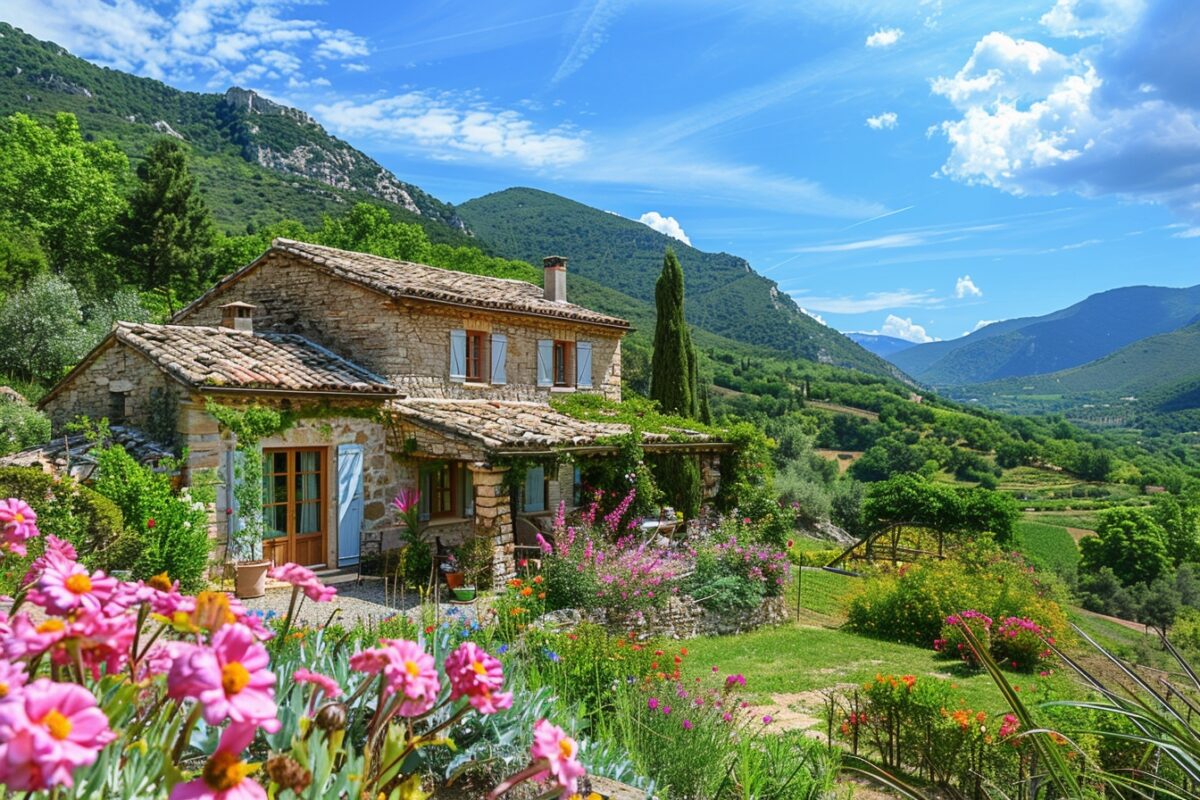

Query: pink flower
[110,574,188,617]
[0,659,28,699]
[351,639,440,717]
[725,673,746,688]
[170,723,265,800]
[444,642,512,714]
[27,559,117,617]
[20,535,75,586]
[682,719,693,730]
[168,623,279,732]
[0,678,115,790]
[4,614,70,661]
[293,668,342,699]
[763,714,774,725]
[392,489,420,515]
[529,719,586,797]
[647,697,659,711]
[267,563,337,602]
[0,498,38,556]
[999,713,1020,739]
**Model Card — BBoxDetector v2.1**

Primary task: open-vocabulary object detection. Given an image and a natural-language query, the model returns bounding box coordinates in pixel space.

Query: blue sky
[9,0,1200,342]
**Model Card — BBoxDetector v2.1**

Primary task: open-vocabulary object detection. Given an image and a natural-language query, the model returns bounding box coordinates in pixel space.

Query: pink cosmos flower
[109,574,187,617]
[3,614,70,661]
[0,498,38,556]
[0,678,115,790]
[0,659,28,699]
[168,623,279,732]
[20,535,76,586]
[47,609,137,679]
[27,559,117,617]
[267,563,337,602]
[443,641,512,714]
[293,668,342,699]
[170,722,265,800]
[529,719,586,797]
[379,639,440,717]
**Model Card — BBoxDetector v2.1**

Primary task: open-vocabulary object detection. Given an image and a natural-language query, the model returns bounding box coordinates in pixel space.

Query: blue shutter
[575,341,593,388]
[449,329,466,382]
[537,339,553,387]
[523,466,546,512]
[336,444,364,567]
[462,468,474,516]
[490,333,507,385]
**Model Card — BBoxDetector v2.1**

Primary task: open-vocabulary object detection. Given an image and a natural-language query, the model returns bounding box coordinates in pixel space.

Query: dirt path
[1066,527,1096,543]
[1077,607,1148,634]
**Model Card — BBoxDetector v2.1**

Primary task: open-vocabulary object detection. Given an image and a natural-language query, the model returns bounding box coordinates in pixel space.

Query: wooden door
[262,447,327,567]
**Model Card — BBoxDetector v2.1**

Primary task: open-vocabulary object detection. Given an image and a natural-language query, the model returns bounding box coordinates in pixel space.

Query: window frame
[423,462,459,519]
[465,329,488,383]
[552,340,574,388]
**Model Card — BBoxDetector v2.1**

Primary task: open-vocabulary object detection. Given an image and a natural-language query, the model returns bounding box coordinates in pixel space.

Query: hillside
[846,333,916,359]
[458,188,904,380]
[891,284,1200,385]
[0,23,474,244]
[955,320,1200,422]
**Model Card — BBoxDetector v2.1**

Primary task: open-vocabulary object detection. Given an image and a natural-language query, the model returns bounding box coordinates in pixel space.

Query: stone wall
[177,252,623,402]
[41,340,186,435]
[700,453,722,502]
[603,594,789,640]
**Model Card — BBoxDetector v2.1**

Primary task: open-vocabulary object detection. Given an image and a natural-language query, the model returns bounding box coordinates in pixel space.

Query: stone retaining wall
[545,594,789,640]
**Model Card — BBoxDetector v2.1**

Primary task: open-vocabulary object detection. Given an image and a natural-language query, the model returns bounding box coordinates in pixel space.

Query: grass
[1013,520,1080,575]
[1022,511,1101,530]
[790,567,858,617]
[683,623,1014,711]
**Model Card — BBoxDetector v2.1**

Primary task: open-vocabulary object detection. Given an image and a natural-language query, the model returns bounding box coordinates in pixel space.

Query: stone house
[36,240,725,583]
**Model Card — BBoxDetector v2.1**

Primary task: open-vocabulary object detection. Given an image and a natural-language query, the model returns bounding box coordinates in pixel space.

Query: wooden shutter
[537,339,553,387]
[418,472,431,522]
[523,466,545,512]
[575,341,593,388]
[490,333,507,385]
[461,468,474,516]
[449,329,466,382]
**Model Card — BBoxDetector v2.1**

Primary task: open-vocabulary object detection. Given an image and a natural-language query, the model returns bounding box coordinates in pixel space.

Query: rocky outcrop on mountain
[223,87,316,126]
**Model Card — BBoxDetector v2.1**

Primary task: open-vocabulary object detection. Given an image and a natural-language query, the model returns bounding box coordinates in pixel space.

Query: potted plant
[453,536,493,602]
[440,552,465,590]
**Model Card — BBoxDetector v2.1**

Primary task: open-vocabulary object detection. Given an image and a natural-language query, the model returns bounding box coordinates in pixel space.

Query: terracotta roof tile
[115,323,398,395]
[267,239,630,330]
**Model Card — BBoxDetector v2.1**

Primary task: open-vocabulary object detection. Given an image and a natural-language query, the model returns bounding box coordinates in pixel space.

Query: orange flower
[533,575,544,585]
[521,586,533,597]
[537,591,546,600]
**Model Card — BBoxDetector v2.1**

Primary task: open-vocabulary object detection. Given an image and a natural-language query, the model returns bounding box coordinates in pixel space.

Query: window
[416,463,474,519]
[465,330,487,382]
[261,447,326,566]
[553,340,573,387]
[109,391,128,425]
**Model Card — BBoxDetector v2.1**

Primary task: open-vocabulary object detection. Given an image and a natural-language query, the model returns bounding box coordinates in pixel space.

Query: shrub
[937,610,993,667]
[0,398,50,455]
[91,445,212,590]
[992,616,1055,672]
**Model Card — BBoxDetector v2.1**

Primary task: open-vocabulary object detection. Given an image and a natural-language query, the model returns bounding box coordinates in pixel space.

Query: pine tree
[116,139,214,308]
[650,248,695,417]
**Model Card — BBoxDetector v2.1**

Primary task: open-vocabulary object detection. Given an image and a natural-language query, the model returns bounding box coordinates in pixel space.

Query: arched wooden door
[262,447,327,567]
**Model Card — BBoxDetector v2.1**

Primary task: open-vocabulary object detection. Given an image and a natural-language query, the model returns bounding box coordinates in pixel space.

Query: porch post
[700,453,722,504]
[469,463,515,587]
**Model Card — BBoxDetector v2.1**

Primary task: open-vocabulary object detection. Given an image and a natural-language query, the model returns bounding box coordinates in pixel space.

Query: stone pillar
[470,463,515,586]
[700,453,722,503]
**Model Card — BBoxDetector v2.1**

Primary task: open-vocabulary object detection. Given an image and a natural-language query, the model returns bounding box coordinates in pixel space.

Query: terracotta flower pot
[234,559,271,599]
[444,570,465,590]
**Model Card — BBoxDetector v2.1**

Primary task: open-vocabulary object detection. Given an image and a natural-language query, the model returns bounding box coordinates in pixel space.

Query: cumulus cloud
[931,4,1200,224]
[315,92,586,168]
[801,308,828,326]
[4,0,370,88]
[638,212,691,245]
[955,275,983,298]
[1041,0,1145,38]
[866,27,904,47]
[866,112,899,130]
[858,315,939,343]
[972,319,999,332]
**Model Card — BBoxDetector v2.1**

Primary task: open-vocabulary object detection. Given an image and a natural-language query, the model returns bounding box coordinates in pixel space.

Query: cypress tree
[116,138,214,308]
[650,248,695,417]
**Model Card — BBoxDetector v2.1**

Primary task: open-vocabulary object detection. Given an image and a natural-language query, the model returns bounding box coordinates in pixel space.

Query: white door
[337,444,364,567]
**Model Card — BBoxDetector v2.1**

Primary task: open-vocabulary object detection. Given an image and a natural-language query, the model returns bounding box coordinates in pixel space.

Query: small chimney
[219,301,256,332]
[543,256,567,302]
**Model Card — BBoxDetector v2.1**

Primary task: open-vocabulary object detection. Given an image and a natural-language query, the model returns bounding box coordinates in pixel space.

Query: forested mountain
[846,333,917,359]
[0,23,472,244]
[458,188,904,380]
[891,284,1200,385]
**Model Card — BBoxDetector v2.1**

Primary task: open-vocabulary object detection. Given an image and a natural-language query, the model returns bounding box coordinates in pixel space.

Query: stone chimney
[219,301,256,332]
[543,256,567,302]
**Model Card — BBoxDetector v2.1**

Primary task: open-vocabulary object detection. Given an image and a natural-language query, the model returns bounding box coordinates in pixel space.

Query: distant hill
[846,333,917,359]
[891,284,1200,385]
[955,320,1200,420]
[458,188,904,379]
[0,23,474,244]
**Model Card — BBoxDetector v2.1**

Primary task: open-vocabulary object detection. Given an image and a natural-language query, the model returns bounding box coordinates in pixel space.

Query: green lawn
[1014,520,1080,575]
[684,623,1016,710]
[790,567,858,617]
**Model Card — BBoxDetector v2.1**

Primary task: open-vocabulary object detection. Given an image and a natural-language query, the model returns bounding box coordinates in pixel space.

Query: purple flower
[682,719,693,730]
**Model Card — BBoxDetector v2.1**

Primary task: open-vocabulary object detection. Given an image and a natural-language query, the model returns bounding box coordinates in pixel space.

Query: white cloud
[638,212,691,245]
[866,111,898,130]
[1041,0,1145,38]
[931,15,1200,225]
[793,233,925,253]
[4,0,371,90]
[800,308,828,326]
[859,315,938,343]
[955,275,983,298]
[865,27,904,48]
[789,290,938,314]
[552,0,631,84]
[972,319,999,332]
[315,92,587,168]
[1173,227,1200,238]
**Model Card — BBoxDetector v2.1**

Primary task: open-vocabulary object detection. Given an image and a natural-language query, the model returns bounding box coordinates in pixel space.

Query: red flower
[146,518,156,529]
